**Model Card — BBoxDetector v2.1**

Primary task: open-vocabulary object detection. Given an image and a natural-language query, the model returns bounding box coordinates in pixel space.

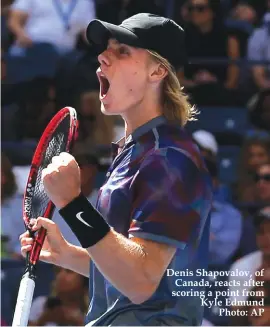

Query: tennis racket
[12,107,78,327]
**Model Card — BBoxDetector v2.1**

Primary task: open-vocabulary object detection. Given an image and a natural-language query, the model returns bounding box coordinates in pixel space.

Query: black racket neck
[25,252,37,280]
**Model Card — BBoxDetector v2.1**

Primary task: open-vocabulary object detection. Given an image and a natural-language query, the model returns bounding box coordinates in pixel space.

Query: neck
[198,20,213,33]
[122,94,163,138]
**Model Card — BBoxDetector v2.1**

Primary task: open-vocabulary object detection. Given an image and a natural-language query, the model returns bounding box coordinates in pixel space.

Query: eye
[119,46,130,55]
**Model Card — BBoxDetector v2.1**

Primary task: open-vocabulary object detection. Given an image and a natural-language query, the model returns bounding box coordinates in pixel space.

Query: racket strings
[28,117,70,219]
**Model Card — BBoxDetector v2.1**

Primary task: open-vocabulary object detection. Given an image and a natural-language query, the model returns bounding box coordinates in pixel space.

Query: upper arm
[9,0,31,19]
[9,0,30,28]
[247,30,267,76]
[247,30,264,61]
[9,9,29,26]
[227,35,240,59]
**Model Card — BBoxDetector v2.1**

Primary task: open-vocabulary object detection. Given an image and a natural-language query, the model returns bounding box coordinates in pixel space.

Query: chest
[29,0,83,23]
[96,150,139,235]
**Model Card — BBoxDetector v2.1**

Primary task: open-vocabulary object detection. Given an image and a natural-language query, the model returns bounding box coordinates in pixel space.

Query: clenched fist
[42,152,81,209]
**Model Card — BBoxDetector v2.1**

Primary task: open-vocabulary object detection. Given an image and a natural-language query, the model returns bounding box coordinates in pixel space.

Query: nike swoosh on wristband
[75,212,93,228]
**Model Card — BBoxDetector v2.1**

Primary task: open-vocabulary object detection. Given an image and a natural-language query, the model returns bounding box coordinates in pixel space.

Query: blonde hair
[148,50,198,126]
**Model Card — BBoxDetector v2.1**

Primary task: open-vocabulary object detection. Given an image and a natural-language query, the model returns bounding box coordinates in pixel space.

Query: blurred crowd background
[1,0,270,326]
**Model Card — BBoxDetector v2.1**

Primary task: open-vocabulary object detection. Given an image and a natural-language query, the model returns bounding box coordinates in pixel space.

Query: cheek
[119,68,146,96]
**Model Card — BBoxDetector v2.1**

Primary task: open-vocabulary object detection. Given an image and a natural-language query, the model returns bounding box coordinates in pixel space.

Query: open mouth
[98,71,110,99]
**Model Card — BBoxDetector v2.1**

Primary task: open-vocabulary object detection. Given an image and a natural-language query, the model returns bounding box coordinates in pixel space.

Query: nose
[98,50,111,67]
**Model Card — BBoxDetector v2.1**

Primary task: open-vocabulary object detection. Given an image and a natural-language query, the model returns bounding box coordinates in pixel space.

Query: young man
[20,13,212,326]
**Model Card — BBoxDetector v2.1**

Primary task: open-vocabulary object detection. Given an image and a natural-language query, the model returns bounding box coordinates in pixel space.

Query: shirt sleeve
[247,29,265,61]
[11,0,32,12]
[209,203,242,265]
[128,147,212,249]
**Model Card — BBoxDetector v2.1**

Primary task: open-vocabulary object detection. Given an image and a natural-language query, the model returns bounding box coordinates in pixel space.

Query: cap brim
[86,20,142,53]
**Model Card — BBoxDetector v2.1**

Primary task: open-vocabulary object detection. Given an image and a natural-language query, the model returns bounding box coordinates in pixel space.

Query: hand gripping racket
[12,107,78,327]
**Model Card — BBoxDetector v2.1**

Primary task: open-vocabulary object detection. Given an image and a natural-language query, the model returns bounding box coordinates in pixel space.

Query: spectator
[192,129,232,202]
[96,0,164,26]
[28,267,89,326]
[205,158,243,266]
[230,2,258,26]
[5,0,96,140]
[228,206,270,325]
[1,152,25,257]
[203,157,243,266]
[192,129,218,160]
[247,285,270,326]
[255,162,270,206]
[8,0,95,55]
[178,0,240,105]
[52,151,100,246]
[5,0,96,114]
[236,135,270,203]
[173,0,191,27]
[248,89,270,131]
[247,11,270,91]
[192,131,258,260]
[73,90,124,162]
[230,0,268,26]
[1,0,13,52]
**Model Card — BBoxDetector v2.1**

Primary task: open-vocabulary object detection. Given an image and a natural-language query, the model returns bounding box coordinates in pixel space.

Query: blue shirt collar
[113,115,167,149]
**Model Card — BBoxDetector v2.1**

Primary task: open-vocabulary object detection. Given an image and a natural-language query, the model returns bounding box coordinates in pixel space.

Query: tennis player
[20,13,213,326]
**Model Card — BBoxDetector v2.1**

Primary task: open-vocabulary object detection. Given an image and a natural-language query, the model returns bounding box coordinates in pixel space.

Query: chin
[100,103,113,115]
[100,102,124,116]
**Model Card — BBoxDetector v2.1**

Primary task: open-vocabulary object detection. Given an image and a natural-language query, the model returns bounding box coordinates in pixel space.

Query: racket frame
[23,106,78,266]
[12,107,78,327]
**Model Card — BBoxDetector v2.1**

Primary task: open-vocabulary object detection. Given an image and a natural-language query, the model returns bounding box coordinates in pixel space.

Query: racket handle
[29,227,47,264]
[12,272,35,327]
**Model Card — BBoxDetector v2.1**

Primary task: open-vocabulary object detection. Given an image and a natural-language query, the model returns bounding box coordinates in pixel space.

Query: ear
[148,63,168,83]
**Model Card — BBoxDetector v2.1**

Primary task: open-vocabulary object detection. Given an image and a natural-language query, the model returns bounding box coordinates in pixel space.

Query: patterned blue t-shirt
[86,116,212,326]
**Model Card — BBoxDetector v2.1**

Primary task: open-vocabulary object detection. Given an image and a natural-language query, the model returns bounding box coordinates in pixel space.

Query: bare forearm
[225,64,239,89]
[8,19,23,36]
[252,66,270,90]
[87,230,174,304]
[60,243,90,277]
[87,231,152,303]
[8,11,27,36]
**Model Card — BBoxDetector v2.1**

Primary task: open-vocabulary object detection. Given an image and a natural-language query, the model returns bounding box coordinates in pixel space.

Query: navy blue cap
[86,13,187,69]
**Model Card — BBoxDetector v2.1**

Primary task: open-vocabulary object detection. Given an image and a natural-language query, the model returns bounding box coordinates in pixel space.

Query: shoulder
[11,0,34,12]
[138,123,206,173]
[213,201,242,217]
[133,126,212,197]
[249,27,267,41]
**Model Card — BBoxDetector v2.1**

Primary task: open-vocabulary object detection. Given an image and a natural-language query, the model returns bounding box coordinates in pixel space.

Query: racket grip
[12,272,35,327]
[29,227,47,264]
